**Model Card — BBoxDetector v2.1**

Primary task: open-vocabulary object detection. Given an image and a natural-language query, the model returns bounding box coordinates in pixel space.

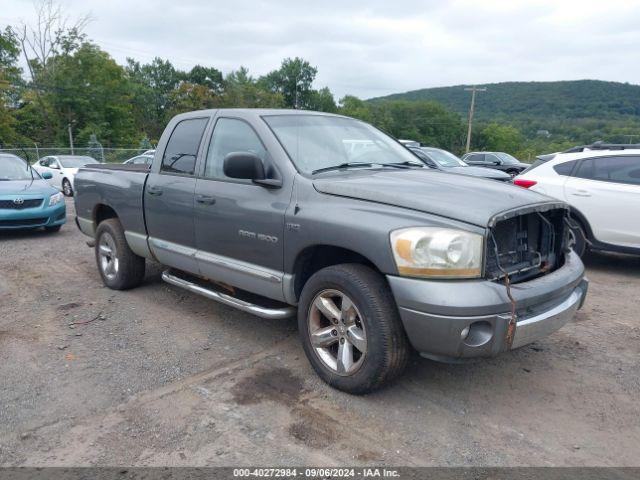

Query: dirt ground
[0,198,639,467]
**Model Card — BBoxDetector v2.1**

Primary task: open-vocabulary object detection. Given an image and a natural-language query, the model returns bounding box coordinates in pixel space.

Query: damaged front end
[485,202,571,284]
[484,202,573,347]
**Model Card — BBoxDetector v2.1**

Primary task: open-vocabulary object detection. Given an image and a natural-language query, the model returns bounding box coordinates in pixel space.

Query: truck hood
[0,179,57,196]
[313,169,561,227]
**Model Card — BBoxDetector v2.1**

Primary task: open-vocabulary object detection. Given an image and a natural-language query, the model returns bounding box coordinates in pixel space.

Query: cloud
[6,0,640,99]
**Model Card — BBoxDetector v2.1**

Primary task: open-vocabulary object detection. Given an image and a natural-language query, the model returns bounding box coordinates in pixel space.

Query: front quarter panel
[284,176,485,275]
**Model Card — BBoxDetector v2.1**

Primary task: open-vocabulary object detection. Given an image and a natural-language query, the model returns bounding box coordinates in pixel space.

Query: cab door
[193,115,289,301]
[564,155,640,248]
[144,116,210,274]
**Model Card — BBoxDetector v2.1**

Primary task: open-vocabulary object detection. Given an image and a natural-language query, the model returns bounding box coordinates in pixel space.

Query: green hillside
[370,80,640,123]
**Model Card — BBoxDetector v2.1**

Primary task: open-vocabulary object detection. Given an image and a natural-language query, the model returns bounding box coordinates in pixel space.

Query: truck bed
[74,164,150,238]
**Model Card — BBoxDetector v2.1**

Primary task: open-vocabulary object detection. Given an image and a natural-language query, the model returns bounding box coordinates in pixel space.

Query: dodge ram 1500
[74,109,588,393]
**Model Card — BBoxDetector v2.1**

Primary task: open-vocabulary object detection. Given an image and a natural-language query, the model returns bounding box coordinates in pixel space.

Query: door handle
[196,195,216,205]
[571,190,591,197]
[147,186,163,196]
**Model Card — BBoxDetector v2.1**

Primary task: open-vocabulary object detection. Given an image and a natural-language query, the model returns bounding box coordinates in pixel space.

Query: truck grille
[485,208,568,283]
[0,199,43,210]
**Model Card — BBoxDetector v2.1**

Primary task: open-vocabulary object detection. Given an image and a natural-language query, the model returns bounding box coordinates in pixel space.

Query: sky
[3,0,640,99]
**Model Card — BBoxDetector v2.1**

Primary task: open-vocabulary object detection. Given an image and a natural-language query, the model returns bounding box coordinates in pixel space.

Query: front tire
[298,264,409,394]
[45,225,62,233]
[95,218,145,290]
[62,178,73,197]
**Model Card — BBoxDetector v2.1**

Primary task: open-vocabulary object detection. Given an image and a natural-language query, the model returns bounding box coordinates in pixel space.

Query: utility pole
[68,123,75,155]
[464,86,486,153]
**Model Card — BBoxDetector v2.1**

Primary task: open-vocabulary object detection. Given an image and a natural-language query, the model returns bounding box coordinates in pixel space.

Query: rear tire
[298,264,410,394]
[62,178,73,197]
[95,218,145,290]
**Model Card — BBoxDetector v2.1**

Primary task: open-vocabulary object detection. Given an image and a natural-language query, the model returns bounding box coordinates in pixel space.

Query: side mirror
[42,171,53,180]
[223,152,265,181]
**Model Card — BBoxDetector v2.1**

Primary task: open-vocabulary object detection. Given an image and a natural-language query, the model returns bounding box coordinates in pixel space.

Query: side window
[469,153,484,163]
[161,118,209,175]
[487,154,500,164]
[592,156,640,185]
[49,159,60,169]
[574,159,595,180]
[204,118,267,180]
[39,158,49,167]
[553,160,578,176]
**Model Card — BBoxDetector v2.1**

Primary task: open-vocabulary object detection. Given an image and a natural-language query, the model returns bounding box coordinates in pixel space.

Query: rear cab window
[161,118,209,175]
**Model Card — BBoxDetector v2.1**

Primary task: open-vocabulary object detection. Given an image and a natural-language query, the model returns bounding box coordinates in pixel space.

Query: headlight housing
[49,192,64,206]
[390,227,483,278]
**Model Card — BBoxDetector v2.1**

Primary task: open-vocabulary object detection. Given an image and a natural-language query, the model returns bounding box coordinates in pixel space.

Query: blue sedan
[0,154,66,232]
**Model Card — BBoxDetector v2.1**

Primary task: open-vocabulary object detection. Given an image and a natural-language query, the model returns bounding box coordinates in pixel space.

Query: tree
[126,57,182,139]
[308,87,337,113]
[42,42,136,146]
[168,82,220,116]
[185,65,224,93]
[221,67,284,108]
[0,27,22,145]
[259,57,317,109]
[478,123,524,153]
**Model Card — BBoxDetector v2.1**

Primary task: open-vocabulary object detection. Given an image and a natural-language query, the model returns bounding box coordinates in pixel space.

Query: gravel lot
[1,198,639,466]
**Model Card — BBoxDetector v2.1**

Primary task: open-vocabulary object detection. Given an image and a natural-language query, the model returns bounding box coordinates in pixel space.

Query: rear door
[145,116,210,273]
[564,155,640,248]
[193,115,289,300]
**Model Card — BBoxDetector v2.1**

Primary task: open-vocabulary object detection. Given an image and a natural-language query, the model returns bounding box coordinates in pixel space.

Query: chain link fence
[0,147,154,164]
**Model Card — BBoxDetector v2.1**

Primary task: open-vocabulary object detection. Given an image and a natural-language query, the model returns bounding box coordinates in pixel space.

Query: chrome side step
[161,270,296,320]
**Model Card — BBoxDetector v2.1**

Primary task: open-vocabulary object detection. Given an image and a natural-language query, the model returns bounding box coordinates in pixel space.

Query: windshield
[59,156,98,168]
[263,115,420,174]
[421,148,467,167]
[495,152,520,165]
[0,155,41,181]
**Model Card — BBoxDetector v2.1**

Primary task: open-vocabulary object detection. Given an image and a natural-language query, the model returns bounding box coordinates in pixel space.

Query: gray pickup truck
[74,109,588,393]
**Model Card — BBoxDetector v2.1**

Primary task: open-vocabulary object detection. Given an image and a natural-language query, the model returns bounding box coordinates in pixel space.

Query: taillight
[514,178,537,189]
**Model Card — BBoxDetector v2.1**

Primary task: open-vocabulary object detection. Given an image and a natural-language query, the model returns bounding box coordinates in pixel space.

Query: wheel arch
[291,244,382,301]
[93,203,119,227]
[568,206,594,242]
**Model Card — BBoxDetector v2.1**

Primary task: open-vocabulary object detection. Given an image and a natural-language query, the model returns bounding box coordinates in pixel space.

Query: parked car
[123,154,154,166]
[32,155,99,197]
[513,143,640,257]
[408,146,512,181]
[462,151,529,177]
[0,154,66,232]
[74,109,587,394]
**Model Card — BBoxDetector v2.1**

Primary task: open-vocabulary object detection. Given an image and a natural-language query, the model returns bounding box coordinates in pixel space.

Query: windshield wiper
[312,162,374,174]
[383,161,425,169]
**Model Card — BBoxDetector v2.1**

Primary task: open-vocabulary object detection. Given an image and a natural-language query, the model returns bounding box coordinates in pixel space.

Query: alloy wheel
[308,289,367,376]
[98,232,119,281]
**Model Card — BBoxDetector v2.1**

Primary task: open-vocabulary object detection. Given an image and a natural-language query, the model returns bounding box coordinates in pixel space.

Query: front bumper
[387,251,588,360]
[0,200,66,230]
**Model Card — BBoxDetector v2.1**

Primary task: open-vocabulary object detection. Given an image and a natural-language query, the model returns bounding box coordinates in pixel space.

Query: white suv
[513,144,640,257]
